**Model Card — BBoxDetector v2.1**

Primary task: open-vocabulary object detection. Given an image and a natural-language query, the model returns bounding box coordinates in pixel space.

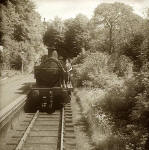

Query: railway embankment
[0,74,35,149]
[0,74,35,111]
[71,91,94,150]
[72,51,149,149]
[72,88,125,150]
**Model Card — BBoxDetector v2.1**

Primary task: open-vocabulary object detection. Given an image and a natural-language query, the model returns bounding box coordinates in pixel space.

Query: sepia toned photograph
[0,0,149,149]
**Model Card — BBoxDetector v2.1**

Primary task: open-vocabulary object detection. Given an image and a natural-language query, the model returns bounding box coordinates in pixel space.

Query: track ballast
[5,103,76,150]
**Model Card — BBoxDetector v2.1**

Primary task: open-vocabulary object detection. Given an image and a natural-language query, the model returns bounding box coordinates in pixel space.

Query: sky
[32,0,149,21]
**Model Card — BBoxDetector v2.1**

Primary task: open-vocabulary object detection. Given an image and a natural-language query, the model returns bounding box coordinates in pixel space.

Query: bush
[73,51,149,149]
[130,70,149,146]
[98,78,138,120]
[72,51,133,88]
[75,89,125,150]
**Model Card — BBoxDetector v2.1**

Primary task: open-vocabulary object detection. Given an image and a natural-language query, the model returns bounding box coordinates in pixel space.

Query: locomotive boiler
[25,53,72,113]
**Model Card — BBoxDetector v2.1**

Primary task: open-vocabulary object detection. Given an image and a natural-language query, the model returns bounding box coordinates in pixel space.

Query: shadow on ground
[15,82,35,94]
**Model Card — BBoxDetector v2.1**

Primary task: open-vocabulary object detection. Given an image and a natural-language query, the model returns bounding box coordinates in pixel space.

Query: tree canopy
[91,2,143,54]
[0,0,47,71]
[43,14,90,59]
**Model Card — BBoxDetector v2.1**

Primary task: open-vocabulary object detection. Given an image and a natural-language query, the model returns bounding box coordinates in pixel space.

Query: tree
[64,14,90,58]
[0,0,47,71]
[43,17,65,57]
[122,33,144,71]
[92,2,143,54]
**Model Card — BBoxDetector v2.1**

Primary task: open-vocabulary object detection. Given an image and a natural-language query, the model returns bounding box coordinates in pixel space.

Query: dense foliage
[43,14,90,59]
[72,3,149,150]
[0,0,47,72]
[43,17,65,57]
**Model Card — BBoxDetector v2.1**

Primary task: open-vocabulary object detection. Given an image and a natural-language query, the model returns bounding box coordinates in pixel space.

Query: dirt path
[0,74,35,110]
[71,92,94,150]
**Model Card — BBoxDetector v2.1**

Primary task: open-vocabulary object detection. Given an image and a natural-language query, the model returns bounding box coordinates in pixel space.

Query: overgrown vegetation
[73,51,149,149]
[0,0,47,72]
[43,14,90,59]
[71,3,149,150]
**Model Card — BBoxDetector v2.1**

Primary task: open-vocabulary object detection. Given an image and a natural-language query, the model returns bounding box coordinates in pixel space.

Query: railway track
[4,103,76,150]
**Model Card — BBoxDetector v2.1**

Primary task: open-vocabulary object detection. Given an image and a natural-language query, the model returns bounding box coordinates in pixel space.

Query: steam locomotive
[25,54,72,113]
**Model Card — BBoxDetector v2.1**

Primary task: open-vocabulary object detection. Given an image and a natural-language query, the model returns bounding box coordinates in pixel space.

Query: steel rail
[15,110,39,150]
[60,107,64,150]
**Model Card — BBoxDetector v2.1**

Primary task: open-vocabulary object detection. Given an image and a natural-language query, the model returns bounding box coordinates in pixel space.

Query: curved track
[5,103,76,150]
